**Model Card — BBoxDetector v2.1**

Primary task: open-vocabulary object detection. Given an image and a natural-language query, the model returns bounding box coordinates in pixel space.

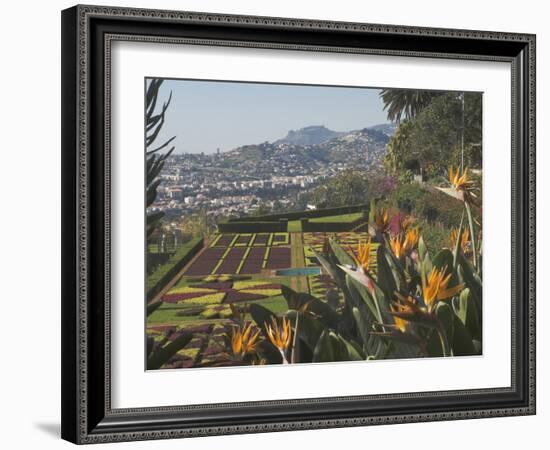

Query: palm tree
[379,89,442,123]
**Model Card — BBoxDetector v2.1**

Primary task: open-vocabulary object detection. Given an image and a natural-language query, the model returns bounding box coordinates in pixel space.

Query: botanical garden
[145,81,483,370]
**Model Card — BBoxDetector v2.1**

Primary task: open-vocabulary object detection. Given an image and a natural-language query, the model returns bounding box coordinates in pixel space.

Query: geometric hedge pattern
[161,280,282,304]
[183,233,291,276]
[148,278,284,369]
[147,231,378,369]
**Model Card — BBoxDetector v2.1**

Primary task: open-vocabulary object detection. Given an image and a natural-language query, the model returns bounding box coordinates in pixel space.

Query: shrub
[418,220,451,255]
[390,183,426,214]
[146,238,203,301]
[419,193,462,227]
[389,183,463,227]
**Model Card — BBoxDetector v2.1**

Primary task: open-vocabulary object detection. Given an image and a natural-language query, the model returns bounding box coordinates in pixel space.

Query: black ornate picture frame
[61,4,536,444]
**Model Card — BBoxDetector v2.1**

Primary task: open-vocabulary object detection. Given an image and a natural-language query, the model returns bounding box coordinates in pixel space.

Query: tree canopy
[308,169,370,208]
[382,92,482,178]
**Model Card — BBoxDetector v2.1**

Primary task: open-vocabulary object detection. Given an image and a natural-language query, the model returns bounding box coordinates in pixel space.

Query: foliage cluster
[383,92,482,179]
[146,238,203,301]
[308,169,370,208]
[388,183,464,228]
[207,168,482,366]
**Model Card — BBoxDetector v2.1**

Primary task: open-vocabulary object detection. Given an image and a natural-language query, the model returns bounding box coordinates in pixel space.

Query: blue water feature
[275,267,321,276]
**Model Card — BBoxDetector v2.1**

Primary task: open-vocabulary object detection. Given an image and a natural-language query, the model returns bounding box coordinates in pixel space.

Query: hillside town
[149,125,392,222]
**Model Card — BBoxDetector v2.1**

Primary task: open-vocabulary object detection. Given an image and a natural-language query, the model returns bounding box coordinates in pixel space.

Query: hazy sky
[149,78,390,154]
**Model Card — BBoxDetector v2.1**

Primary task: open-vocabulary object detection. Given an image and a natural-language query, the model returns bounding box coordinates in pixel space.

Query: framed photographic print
[61,4,536,444]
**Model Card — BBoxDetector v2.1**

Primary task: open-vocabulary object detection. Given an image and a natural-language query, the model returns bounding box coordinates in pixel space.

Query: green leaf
[312,330,350,362]
[147,332,193,370]
[249,303,277,330]
[422,252,433,277]
[432,248,454,272]
[312,330,335,362]
[457,253,482,321]
[464,201,478,269]
[287,310,325,352]
[337,335,365,360]
[451,314,477,356]
[434,302,454,357]
[281,285,340,327]
[346,274,379,320]
[352,306,372,348]
[432,248,459,287]
[146,301,163,317]
[376,244,397,300]
[425,329,444,357]
[452,213,465,268]
[313,249,340,282]
[456,288,481,340]
[418,235,429,262]
[329,238,355,266]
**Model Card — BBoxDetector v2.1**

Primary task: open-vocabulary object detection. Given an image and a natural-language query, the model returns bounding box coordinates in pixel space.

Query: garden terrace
[148,210,382,369]
[147,276,289,368]
[227,203,369,222]
[146,238,204,301]
[217,204,370,234]
[183,233,291,276]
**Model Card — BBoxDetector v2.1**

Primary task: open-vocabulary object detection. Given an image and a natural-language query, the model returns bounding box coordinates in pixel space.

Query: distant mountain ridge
[273,123,395,146]
[274,125,344,146]
[223,123,394,174]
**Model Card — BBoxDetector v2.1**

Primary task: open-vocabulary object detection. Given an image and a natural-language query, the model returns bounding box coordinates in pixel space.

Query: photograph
[145,78,483,370]
[55,3,537,445]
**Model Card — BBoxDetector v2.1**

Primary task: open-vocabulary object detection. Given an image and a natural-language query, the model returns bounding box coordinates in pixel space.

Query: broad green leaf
[287,310,325,352]
[249,303,277,329]
[435,302,454,357]
[418,236,429,263]
[146,301,163,317]
[376,245,397,301]
[456,288,481,340]
[147,332,193,370]
[329,238,355,266]
[451,314,477,356]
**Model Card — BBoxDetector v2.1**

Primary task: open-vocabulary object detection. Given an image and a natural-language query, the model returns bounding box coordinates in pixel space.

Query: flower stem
[464,200,477,269]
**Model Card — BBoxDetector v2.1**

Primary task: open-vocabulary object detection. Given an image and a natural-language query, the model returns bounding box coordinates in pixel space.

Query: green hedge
[301,213,367,232]
[227,203,369,223]
[309,212,366,223]
[146,238,203,302]
[217,221,287,233]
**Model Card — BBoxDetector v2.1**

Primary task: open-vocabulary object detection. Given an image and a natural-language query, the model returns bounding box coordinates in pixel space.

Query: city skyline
[149,78,390,154]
